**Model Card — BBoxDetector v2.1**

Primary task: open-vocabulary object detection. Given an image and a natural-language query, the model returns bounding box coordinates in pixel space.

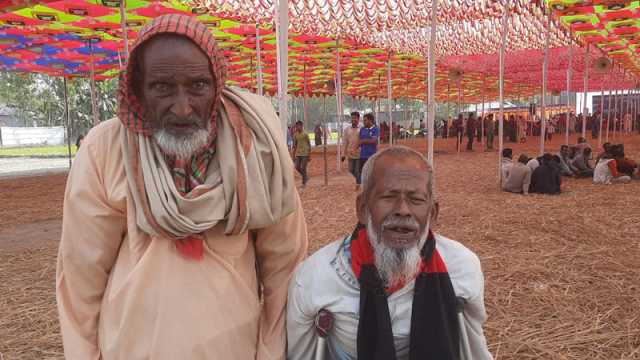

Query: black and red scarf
[350,224,460,360]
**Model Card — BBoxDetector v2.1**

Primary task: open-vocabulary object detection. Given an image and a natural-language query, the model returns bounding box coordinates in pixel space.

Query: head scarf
[118,14,227,194]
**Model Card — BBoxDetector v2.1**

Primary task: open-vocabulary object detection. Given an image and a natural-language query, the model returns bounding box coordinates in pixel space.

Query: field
[1,134,639,359]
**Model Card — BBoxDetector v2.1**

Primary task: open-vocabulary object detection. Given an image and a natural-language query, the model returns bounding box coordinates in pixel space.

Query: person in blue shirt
[358,113,379,184]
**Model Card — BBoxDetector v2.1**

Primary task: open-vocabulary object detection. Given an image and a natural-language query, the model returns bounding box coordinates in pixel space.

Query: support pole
[256,24,264,96]
[582,44,590,138]
[427,0,437,168]
[335,40,344,171]
[387,53,393,145]
[606,86,612,142]
[613,87,619,140]
[119,0,129,57]
[540,14,550,156]
[275,0,289,139]
[565,46,572,146]
[598,79,604,148]
[89,40,99,127]
[63,76,72,168]
[323,96,328,186]
[481,74,485,149]
[303,62,308,127]
[498,1,508,186]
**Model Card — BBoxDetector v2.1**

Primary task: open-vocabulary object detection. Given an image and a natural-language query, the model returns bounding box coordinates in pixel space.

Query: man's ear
[430,201,439,225]
[356,193,367,225]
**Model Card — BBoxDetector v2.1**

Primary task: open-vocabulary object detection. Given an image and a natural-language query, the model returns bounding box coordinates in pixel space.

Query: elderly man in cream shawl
[56,15,307,360]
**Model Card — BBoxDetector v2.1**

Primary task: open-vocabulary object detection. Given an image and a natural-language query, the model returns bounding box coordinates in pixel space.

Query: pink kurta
[56,119,308,359]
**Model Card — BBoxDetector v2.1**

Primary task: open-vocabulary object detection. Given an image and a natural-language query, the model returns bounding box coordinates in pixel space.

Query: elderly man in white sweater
[287,146,493,360]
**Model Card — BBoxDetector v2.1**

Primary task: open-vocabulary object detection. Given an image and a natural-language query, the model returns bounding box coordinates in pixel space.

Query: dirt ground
[1,134,639,359]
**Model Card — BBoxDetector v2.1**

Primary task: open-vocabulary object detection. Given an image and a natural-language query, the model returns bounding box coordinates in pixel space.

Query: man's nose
[393,197,412,217]
[171,90,193,119]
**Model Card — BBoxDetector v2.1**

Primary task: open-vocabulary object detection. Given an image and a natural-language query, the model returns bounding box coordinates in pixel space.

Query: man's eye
[152,83,171,93]
[192,80,209,91]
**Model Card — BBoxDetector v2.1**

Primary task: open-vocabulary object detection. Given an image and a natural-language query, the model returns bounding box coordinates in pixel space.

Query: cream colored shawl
[121,87,296,240]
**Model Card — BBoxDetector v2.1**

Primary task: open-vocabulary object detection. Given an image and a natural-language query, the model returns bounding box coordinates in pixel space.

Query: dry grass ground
[1,133,639,359]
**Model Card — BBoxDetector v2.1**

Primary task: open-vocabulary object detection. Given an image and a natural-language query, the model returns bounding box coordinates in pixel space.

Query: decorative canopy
[0,0,638,102]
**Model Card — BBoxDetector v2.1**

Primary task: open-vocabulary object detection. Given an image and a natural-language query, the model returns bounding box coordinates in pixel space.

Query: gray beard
[366,214,429,287]
[152,126,210,161]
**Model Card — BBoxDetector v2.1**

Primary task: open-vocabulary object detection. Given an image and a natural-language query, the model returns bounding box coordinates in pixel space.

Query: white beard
[366,214,429,287]
[152,126,210,161]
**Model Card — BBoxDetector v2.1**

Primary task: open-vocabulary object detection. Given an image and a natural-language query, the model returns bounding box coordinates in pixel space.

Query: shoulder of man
[292,239,346,290]
[435,233,484,301]
[83,118,123,154]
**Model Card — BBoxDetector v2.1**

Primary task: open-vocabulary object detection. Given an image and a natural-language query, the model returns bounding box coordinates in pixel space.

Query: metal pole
[540,14,549,156]
[498,1,508,185]
[606,85,612,142]
[119,0,129,57]
[256,24,264,96]
[63,76,72,168]
[275,0,289,140]
[335,40,344,171]
[565,46,572,146]
[303,62,308,127]
[323,96,328,186]
[89,40,99,127]
[481,74,485,149]
[427,0,437,167]
[598,79,604,148]
[613,86,619,140]
[582,44,589,138]
[387,53,393,145]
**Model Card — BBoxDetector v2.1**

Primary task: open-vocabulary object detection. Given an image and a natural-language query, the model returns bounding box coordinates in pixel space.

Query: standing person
[358,113,379,183]
[293,120,311,187]
[314,123,324,146]
[466,113,476,151]
[56,15,308,360]
[485,114,495,151]
[453,114,464,149]
[476,115,482,142]
[287,146,494,360]
[342,111,361,188]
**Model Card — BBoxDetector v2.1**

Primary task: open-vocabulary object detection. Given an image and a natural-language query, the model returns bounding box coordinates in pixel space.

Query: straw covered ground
[1,134,639,359]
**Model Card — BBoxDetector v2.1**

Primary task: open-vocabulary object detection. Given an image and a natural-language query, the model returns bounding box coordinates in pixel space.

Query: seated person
[595,142,611,164]
[571,147,594,178]
[287,146,493,360]
[594,148,632,184]
[501,148,513,184]
[502,154,532,195]
[612,144,638,177]
[574,137,591,156]
[526,156,540,171]
[557,145,577,176]
[530,153,561,195]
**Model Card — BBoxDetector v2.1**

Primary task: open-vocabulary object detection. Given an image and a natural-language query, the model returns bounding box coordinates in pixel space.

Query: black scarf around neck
[351,225,460,360]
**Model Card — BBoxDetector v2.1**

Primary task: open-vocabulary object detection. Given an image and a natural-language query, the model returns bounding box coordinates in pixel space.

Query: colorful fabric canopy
[0,0,638,102]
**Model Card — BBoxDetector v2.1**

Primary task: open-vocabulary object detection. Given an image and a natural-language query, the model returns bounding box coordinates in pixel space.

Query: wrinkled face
[138,35,215,159]
[357,154,437,285]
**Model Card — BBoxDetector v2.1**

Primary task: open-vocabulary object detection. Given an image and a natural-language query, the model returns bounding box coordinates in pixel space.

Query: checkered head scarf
[117,14,227,193]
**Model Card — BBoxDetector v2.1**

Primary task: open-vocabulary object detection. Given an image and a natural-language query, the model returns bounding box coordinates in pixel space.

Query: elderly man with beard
[56,15,307,359]
[287,146,492,360]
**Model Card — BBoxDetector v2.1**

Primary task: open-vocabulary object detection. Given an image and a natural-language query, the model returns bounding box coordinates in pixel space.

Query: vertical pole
[119,0,129,57]
[582,44,589,138]
[275,0,289,139]
[89,40,99,127]
[323,96,328,186]
[565,45,572,146]
[540,13,549,156]
[498,1,508,185]
[335,40,344,171]
[256,24,264,96]
[63,76,72,168]
[606,86,612,142]
[427,0,437,168]
[599,79,604,148]
[303,62,307,127]
[481,74,485,149]
[613,86,619,140]
[387,53,393,145]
